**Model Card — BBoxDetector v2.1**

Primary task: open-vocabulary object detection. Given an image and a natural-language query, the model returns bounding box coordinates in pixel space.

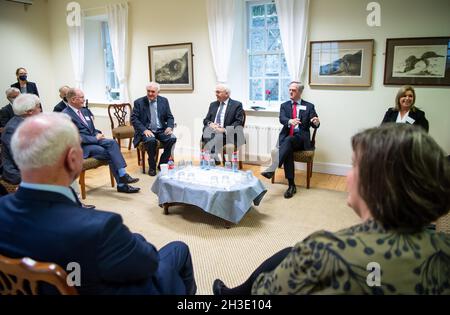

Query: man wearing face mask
[0,87,20,128]
[11,67,39,97]
[53,85,71,112]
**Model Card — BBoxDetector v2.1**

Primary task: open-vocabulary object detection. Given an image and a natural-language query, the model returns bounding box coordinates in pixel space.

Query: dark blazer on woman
[381,107,429,132]
[11,81,39,97]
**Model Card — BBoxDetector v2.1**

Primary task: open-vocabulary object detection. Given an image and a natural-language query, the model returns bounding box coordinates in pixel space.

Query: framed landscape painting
[148,42,194,91]
[309,39,374,87]
[384,37,450,86]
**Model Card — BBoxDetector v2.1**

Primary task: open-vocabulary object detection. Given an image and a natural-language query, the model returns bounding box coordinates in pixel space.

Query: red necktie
[289,102,297,136]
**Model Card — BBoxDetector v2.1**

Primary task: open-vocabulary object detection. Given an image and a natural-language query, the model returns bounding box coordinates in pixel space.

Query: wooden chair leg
[306,162,311,189]
[271,170,275,184]
[109,169,115,187]
[141,148,146,174]
[239,160,243,170]
[79,171,86,200]
[128,137,132,150]
[117,138,121,149]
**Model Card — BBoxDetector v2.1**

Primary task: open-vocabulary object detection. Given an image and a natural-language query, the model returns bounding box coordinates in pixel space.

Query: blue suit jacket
[131,96,175,147]
[11,81,39,97]
[0,103,14,127]
[0,187,168,294]
[1,116,24,184]
[63,107,102,147]
[278,99,319,150]
[53,100,67,112]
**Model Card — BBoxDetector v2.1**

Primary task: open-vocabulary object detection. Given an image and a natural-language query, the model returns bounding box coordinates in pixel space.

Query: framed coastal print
[384,37,450,86]
[309,39,374,87]
[148,42,194,91]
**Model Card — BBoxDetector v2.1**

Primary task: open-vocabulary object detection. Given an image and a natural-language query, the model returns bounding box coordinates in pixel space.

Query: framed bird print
[384,37,450,86]
[309,39,374,87]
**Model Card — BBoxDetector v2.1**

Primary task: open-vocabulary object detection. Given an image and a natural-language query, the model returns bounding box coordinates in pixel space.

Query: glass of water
[225,161,232,171]
[209,159,216,169]
[178,160,186,168]
[177,171,186,181]
[246,170,253,181]
[210,175,219,186]
[186,160,193,168]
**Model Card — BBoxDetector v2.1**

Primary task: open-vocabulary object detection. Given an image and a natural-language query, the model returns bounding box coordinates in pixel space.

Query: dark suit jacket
[202,99,245,147]
[11,81,39,97]
[0,187,172,294]
[63,107,102,147]
[53,100,67,112]
[131,96,175,147]
[381,107,429,132]
[278,99,319,150]
[1,116,24,184]
[0,103,14,127]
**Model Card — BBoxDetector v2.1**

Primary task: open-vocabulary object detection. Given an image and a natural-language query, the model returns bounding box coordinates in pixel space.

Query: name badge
[298,105,307,111]
[85,116,91,121]
[405,116,415,124]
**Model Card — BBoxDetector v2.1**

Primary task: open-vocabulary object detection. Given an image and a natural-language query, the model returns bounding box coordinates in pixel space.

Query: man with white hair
[0,87,20,127]
[0,113,197,295]
[63,88,140,194]
[1,93,41,184]
[201,84,245,163]
[131,82,176,176]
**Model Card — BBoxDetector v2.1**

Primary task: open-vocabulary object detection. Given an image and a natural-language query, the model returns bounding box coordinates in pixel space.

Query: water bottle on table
[232,151,239,172]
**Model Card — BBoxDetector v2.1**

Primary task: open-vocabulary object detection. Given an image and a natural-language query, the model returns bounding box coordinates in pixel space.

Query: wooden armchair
[271,128,318,189]
[0,254,78,295]
[436,212,450,234]
[0,177,18,194]
[108,103,135,150]
[79,158,115,199]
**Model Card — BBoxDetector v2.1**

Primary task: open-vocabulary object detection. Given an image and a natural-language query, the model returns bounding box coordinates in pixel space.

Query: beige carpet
[83,171,360,295]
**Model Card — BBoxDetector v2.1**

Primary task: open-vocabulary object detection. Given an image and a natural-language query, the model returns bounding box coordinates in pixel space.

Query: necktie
[77,110,88,126]
[289,102,298,136]
[149,101,158,131]
[215,102,225,126]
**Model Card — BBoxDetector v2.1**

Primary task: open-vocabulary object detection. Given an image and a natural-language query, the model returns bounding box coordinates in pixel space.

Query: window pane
[267,29,282,51]
[265,79,279,101]
[281,55,290,77]
[281,78,291,101]
[250,79,263,101]
[265,54,279,76]
[266,3,278,28]
[251,5,265,28]
[250,55,264,77]
[250,29,265,52]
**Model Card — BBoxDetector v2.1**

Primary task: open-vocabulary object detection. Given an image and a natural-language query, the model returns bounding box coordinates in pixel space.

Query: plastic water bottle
[232,151,238,172]
[204,150,211,170]
[168,156,174,170]
[200,150,205,169]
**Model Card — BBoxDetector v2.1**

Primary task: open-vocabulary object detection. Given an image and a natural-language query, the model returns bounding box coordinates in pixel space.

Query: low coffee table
[151,166,267,225]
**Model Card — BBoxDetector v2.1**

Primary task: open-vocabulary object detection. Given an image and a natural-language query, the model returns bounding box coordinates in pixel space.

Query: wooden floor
[86,147,348,192]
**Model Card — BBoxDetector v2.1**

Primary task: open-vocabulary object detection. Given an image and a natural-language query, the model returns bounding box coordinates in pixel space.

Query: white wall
[0,0,55,111]
[2,0,449,174]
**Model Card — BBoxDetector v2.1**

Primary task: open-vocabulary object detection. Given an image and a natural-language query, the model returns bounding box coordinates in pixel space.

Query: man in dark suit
[11,67,39,96]
[0,112,197,295]
[201,84,245,162]
[53,85,70,112]
[63,88,140,194]
[131,82,176,176]
[0,87,20,128]
[1,93,41,184]
[261,82,320,199]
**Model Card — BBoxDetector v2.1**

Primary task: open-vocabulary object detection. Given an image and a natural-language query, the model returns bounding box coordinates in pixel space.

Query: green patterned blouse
[252,220,450,295]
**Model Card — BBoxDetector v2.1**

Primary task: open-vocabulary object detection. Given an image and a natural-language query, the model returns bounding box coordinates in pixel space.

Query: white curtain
[67,12,85,89]
[206,0,236,83]
[275,0,310,81]
[107,3,129,102]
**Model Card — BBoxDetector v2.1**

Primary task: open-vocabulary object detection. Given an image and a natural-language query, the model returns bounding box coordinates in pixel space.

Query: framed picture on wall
[384,37,450,86]
[309,39,374,87]
[148,42,194,91]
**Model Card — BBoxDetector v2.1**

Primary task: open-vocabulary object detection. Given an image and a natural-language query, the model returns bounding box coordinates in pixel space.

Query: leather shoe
[212,279,227,295]
[117,184,140,193]
[261,171,274,179]
[148,169,157,176]
[81,203,96,209]
[119,173,139,184]
[284,185,297,199]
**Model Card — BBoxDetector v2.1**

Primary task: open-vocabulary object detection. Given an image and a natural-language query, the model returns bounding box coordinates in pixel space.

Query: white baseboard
[174,146,350,176]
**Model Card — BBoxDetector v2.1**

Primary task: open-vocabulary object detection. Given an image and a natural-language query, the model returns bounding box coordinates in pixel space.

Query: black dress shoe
[148,169,157,176]
[284,185,297,199]
[81,203,96,209]
[212,279,227,295]
[117,184,140,193]
[119,173,139,184]
[261,171,274,179]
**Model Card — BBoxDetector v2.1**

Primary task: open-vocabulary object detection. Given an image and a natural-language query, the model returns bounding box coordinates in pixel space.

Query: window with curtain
[247,0,290,104]
[100,22,120,101]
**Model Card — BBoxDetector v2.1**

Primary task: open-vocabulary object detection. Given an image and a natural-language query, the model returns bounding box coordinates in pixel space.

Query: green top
[252,220,450,295]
